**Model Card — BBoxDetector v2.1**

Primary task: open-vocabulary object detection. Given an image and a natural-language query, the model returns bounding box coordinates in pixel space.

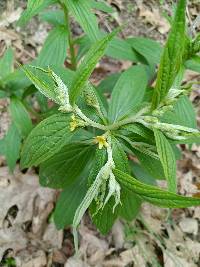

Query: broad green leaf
[132,162,157,186]
[152,0,186,109]
[40,10,65,26]
[121,123,154,144]
[154,129,177,192]
[90,0,114,13]
[90,199,119,234]
[18,0,55,26]
[0,90,8,98]
[97,73,120,94]
[77,35,142,62]
[88,148,107,185]
[5,124,21,172]
[106,38,142,62]
[9,97,33,138]
[114,169,200,208]
[54,170,88,229]
[0,138,5,155]
[162,96,197,129]
[21,113,74,168]
[127,37,163,65]
[112,136,141,221]
[133,149,165,180]
[89,148,116,234]
[70,30,117,103]
[36,26,68,66]
[21,65,59,103]
[0,48,14,80]
[65,0,100,42]
[108,65,148,122]
[112,136,130,173]
[39,143,94,189]
[185,56,200,73]
[3,68,31,92]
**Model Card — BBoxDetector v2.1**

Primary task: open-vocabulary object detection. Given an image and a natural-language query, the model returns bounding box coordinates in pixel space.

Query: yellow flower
[94,135,109,149]
[70,114,78,132]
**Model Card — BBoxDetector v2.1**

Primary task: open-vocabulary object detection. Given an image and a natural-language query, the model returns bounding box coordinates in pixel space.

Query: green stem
[60,1,77,70]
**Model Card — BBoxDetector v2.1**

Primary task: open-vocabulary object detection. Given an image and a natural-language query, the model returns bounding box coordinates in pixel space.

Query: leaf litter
[0,0,200,266]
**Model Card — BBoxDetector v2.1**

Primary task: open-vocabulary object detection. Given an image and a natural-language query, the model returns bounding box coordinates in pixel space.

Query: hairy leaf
[70,30,117,103]
[39,143,94,189]
[115,169,200,208]
[152,0,186,109]
[112,136,141,221]
[21,65,60,104]
[154,129,177,192]
[21,113,74,168]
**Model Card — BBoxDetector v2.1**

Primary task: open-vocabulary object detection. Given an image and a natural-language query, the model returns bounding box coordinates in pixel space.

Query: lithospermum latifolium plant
[2,0,200,254]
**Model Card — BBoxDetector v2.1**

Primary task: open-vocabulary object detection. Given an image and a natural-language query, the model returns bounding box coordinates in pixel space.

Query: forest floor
[0,0,200,266]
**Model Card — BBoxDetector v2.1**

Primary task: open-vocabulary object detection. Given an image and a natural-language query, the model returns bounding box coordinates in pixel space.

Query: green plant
[1,0,200,254]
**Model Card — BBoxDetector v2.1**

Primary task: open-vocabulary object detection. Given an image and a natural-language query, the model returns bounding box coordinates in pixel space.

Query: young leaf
[21,65,60,104]
[154,129,177,192]
[5,124,21,172]
[39,143,94,189]
[114,169,200,208]
[20,113,74,168]
[9,97,33,138]
[108,65,148,122]
[65,0,100,42]
[152,0,186,109]
[36,26,68,66]
[70,30,118,103]
[18,0,56,26]
[127,37,163,65]
[54,170,88,230]
[0,48,14,80]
